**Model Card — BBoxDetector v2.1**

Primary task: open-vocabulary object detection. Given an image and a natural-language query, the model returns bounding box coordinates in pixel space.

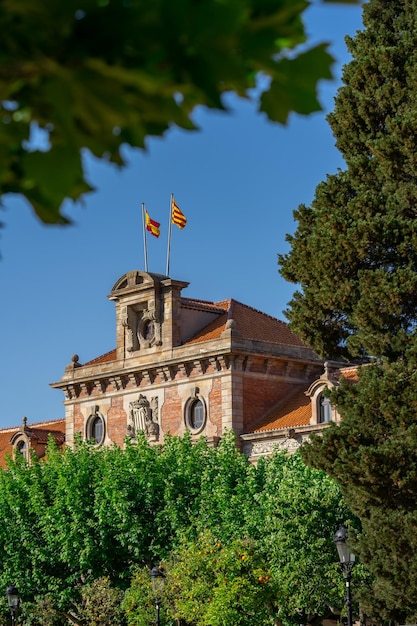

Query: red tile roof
[252,364,362,434]
[78,297,309,364]
[252,384,311,432]
[26,427,65,445]
[0,428,16,468]
[186,311,229,344]
[339,366,360,382]
[83,349,117,366]
[181,297,228,314]
[0,419,65,468]
[185,299,308,347]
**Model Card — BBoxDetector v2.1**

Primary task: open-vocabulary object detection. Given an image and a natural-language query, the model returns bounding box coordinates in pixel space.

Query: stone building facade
[1,271,355,466]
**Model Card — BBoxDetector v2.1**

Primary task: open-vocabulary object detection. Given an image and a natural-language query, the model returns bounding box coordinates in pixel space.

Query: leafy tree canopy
[125,450,364,626]
[1,0,356,224]
[302,360,417,623]
[0,432,364,624]
[279,0,417,361]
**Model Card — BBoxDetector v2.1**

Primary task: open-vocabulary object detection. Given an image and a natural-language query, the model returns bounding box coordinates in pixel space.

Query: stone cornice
[240,423,327,459]
[51,350,323,402]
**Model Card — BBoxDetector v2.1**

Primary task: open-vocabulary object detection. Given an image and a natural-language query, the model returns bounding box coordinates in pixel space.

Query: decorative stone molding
[138,308,162,348]
[241,432,304,458]
[54,354,324,404]
[127,394,160,442]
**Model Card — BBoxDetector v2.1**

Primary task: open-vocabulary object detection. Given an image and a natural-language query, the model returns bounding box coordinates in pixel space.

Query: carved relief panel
[127,394,160,442]
[122,305,162,354]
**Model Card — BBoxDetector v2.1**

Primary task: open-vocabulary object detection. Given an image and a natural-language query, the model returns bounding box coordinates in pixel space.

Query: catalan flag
[171,198,187,229]
[145,210,160,238]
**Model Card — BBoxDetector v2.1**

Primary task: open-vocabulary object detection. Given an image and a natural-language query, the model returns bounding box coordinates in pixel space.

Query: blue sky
[0,1,364,428]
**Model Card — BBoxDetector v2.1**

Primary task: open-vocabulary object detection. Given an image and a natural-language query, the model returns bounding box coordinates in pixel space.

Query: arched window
[318,393,332,424]
[86,407,105,445]
[91,415,104,444]
[17,439,27,457]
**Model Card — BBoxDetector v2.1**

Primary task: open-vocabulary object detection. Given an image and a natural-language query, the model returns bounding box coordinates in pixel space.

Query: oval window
[188,398,205,431]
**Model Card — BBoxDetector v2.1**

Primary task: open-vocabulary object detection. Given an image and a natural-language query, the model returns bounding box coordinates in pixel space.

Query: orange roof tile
[0,428,16,468]
[339,366,360,382]
[26,427,65,445]
[186,299,309,348]
[185,311,228,343]
[253,385,311,432]
[83,349,117,366]
[181,297,229,314]
[0,418,65,468]
[77,297,310,364]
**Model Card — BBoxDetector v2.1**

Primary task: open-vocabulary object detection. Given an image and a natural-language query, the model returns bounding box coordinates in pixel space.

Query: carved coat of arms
[127,394,159,441]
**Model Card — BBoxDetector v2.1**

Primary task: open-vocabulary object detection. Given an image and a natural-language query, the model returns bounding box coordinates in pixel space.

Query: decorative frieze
[242,432,304,458]
[56,354,322,405]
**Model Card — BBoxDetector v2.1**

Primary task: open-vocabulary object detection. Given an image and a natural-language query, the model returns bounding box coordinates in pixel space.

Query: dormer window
[13,437,29,461]
[306,368,336,427]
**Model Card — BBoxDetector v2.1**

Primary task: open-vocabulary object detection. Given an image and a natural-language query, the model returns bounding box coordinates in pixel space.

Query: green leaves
[0,432,362,625]
[21,147,93,223]
[261,44,334,123]
[160,533,276,626]
[0,0,357,223]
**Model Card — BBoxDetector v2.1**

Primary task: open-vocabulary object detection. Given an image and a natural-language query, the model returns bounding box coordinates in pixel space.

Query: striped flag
[171,198,187,229]
[145,210,160,238]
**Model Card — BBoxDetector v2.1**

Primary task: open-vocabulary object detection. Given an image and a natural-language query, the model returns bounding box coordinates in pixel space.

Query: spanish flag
[171,198,187,229]
[145,211,160,238]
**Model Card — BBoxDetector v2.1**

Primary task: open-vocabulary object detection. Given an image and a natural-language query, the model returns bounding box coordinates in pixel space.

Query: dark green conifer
[302,360,417,622]
[281,1,417,620]
[279,0,417,361]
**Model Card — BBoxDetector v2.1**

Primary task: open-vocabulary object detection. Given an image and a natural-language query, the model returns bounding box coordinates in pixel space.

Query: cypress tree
[302,361,417,622]
[281,1,417,620]
[279,0,417,361]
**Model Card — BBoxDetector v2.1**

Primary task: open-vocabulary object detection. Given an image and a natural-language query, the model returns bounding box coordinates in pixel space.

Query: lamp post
[333,526,355,626]
[150,565,165,626]
[6,585,20,626]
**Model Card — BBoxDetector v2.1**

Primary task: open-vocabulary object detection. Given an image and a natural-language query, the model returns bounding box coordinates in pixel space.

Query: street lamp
[333,526,355,626]
[150,565,165,626]
[6,585,20,626]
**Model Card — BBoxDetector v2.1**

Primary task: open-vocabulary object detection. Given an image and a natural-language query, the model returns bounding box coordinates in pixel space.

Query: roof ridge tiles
[223,298,287,325]
[181,297,230,312]
[83,348,117,366]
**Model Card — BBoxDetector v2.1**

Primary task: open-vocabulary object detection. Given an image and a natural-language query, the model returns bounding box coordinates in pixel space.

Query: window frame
[318,392,332,424]
[86,408,106,445]
[184,393,207,434]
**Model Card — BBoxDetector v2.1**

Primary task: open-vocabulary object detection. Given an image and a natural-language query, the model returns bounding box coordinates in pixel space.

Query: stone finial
[65,354,82,374]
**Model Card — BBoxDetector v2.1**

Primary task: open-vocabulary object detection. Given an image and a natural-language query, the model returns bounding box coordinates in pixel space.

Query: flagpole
[165,193,173,276]
[142,203,149,272]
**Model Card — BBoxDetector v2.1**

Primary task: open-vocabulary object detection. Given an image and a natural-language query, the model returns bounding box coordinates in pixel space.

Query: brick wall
[161,387,182,436]
[208,377,223,435]
[107,396,127,446]
[74,405,84,437]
